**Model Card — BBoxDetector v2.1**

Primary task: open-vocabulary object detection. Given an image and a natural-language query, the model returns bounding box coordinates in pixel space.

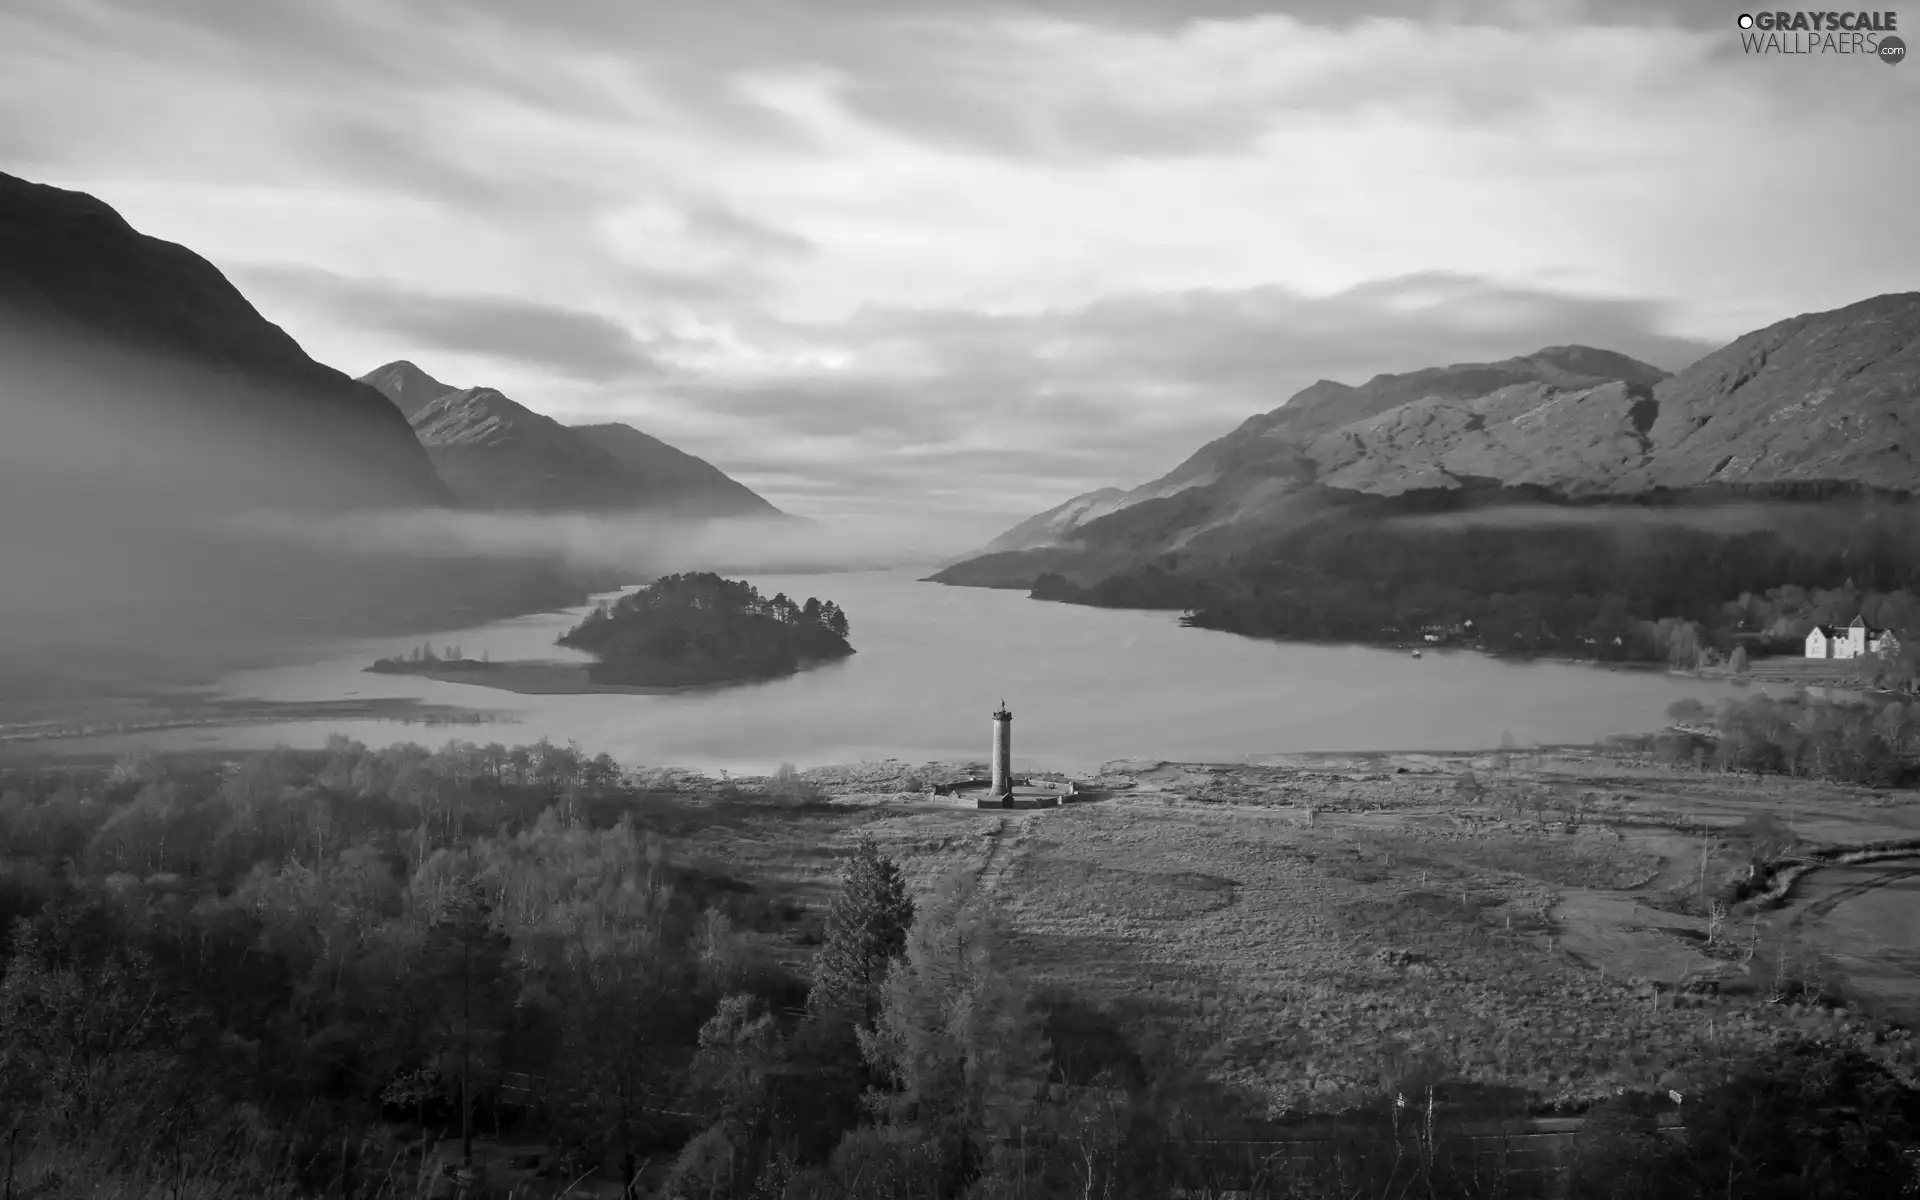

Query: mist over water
[61,569,1743,776]
[229,506,988,576]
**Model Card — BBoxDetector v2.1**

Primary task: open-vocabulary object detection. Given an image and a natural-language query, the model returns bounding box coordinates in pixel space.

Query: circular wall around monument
[931,777,1077,809]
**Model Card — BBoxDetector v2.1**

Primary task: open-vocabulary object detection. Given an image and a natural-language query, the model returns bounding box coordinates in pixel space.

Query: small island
[557,572,853,687]
[368,642,497,675]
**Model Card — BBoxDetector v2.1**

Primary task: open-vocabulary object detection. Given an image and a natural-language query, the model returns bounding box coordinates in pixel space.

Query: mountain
[574,422,780,517]
[949,345,1676,561]
[0,170,450,512]
[0,172,583,710]
[929,296,1920,654]
[359,359,460,420]
[359,361,780,517]
[1609,293,1920,493]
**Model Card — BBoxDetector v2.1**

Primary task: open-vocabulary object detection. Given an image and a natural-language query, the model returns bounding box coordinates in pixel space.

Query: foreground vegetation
[2,739,1919,1197]
[1657,690,1920,787]
[558,574,853,687]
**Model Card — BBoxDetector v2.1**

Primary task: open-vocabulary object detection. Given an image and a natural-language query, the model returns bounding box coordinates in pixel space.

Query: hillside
[0,171,450,512]
[972,347,1673,554]
[942,301,1919,577]
[940,345,1676,568]
[574,421,779,517]
[0,172,585,710]
[360,361,780,517]
[929,294,1920,659]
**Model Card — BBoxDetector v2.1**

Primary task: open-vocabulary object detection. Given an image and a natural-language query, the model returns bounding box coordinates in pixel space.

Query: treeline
[369,641,488,672]
[2,739,1919,1198]
[1659,692,1920,785]
[559,573,853,686]
[1035,502,1920,665]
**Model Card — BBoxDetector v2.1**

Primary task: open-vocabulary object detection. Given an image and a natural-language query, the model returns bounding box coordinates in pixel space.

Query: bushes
[1707,694,1907,785]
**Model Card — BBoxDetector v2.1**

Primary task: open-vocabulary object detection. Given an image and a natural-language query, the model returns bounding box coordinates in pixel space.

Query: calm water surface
[79,569,1738,775]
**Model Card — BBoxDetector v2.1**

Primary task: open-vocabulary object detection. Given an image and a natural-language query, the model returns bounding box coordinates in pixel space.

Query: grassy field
[677,748,1920,1118]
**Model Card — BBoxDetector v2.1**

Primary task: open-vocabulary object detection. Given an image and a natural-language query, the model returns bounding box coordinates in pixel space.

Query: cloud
[605,272,1719,518]
[5,0,1917,530]
[237,265,663,382]
[232,505,993,573]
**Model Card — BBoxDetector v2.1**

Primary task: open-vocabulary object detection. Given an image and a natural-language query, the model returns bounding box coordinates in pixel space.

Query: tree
[1730,645,1750,674]
[806,837,914,1028]
[822,601,850,639]
[1664,1040,1920,1199]
[1667,620,1703,670]
[1666,698,1708,725]
[413,876,516,1165]
[857,871,1051,1193]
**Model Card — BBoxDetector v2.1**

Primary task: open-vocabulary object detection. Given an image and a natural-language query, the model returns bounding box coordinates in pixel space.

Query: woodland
[1,737,1918,1197]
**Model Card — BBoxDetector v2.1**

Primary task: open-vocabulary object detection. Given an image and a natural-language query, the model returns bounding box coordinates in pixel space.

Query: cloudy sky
[2,0,1915,538]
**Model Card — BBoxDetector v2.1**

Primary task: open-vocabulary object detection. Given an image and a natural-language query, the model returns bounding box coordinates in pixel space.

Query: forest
[2,737,1918,1199]
[557,574,853,687]
[1032,507,1920,679]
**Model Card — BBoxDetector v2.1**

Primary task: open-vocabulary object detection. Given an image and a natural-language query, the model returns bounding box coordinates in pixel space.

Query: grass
[746,751,1918,1118]
[462,752,1920,1120]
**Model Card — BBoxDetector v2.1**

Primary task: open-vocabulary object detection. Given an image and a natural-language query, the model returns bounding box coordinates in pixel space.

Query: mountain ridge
[358,361,781,518]
[935,295,1920,598]
[974,344,1674,554]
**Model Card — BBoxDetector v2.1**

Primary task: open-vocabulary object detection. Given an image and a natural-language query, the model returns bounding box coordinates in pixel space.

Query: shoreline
[368,655,852,696]
[0,695,506,750]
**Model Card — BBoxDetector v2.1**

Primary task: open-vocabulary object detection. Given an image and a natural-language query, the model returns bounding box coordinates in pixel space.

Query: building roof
[1811,626,1836,638]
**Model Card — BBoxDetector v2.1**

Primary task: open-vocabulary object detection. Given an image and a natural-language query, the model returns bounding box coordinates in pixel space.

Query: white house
[1807,615,1899,660]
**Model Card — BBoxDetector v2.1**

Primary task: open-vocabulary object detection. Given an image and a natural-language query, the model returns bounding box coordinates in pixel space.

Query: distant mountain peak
[360,359,460,418]
[358,366,779,517]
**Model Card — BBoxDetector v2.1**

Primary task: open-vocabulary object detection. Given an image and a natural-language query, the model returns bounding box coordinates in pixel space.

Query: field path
[977,813,1037,894]
[1787,859,1920,931]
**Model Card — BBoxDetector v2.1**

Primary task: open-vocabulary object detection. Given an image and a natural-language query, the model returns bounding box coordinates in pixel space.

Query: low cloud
[231,506,1000,575]
[1385,502,1920,550]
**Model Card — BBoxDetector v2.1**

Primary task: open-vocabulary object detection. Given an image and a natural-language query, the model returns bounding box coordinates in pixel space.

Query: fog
[1383,500,1920,541]
[0,319,987,708]
[229,506,990,578]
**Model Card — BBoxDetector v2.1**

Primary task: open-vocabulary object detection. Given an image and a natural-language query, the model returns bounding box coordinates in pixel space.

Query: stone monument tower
[991,700,1013,797]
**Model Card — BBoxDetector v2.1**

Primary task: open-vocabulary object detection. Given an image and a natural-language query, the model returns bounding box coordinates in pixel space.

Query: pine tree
[806,837,914,1027]
[821,601,850,639]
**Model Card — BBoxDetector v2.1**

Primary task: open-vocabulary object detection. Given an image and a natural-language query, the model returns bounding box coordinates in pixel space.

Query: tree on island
[557,572,854,687]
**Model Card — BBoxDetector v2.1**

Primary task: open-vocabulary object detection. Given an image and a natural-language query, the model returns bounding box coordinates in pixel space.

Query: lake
[66,569,1738,776]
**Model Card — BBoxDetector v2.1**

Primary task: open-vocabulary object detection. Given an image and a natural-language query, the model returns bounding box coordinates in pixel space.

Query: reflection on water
[69,568,1739,775]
